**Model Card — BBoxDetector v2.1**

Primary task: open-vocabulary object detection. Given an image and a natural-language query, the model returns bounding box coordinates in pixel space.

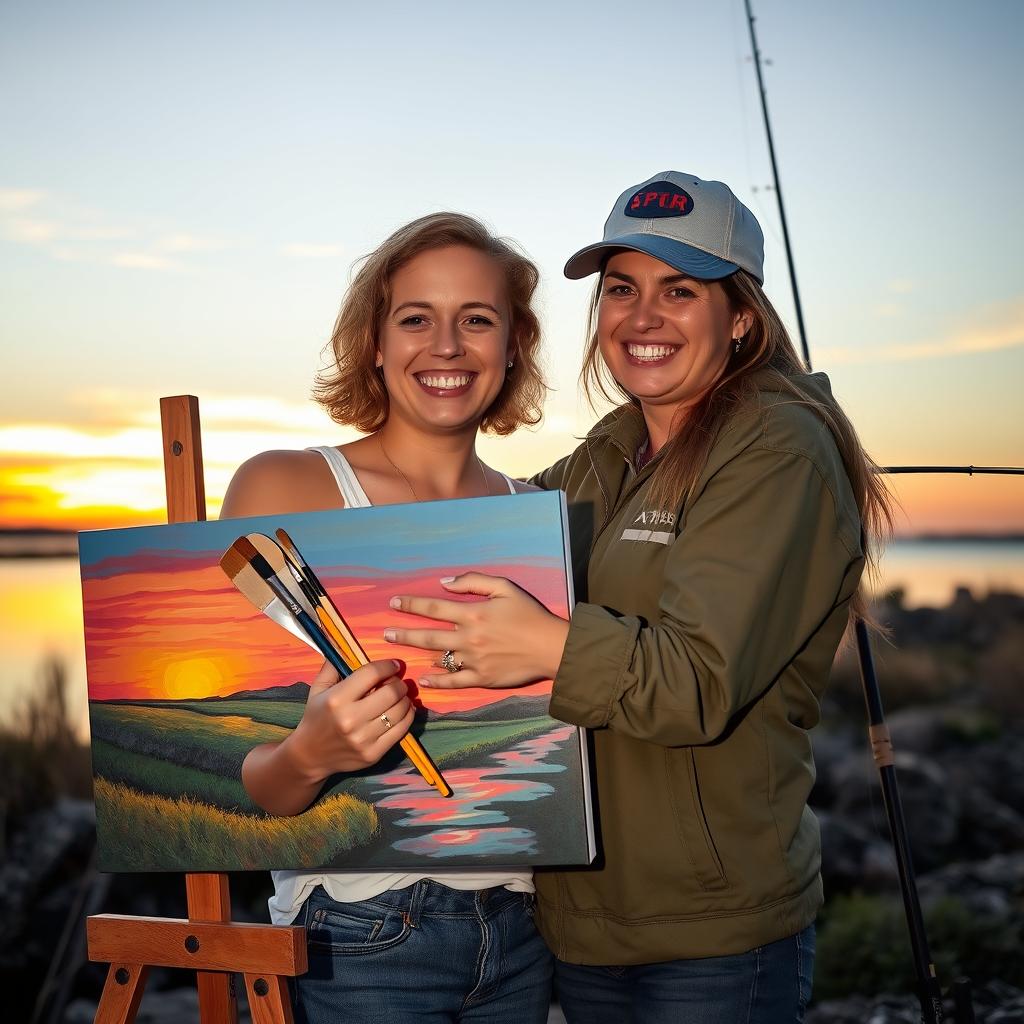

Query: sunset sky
[78,492,567,709]
[2,0,1022,535]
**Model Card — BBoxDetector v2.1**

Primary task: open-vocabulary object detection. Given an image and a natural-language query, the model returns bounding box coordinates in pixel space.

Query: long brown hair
[581,267,895,623]
[314,212,546,435]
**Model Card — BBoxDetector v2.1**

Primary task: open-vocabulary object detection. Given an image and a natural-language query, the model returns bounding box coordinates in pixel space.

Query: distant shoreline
[895,534,1024,543]
[0,530,79,559]
[1,528,1023,559]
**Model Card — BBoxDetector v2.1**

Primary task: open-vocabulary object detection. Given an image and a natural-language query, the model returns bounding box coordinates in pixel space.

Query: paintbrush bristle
[221,540,275,612]
[275,527,298,556]
[248,533,288,573]
[219,544,249,582]
[233,535,259,563]
[226,558,277,613]
[247,533,316,612]
[221,539,322,650]
[278,541,306,576]
[276,529,324,587]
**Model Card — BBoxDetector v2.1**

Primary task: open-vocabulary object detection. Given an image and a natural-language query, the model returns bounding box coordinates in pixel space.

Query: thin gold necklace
[377,434,490,501]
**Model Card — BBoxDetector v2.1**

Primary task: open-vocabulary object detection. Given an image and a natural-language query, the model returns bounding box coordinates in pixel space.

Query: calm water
[370,726,573,858]
[2,542,1023,733]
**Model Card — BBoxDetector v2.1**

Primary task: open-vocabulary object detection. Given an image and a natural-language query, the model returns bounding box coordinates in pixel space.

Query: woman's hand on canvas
[384,573,570,689]
[286,658,414,779]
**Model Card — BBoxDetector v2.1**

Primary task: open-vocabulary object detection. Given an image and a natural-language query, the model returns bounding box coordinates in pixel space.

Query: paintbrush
[221,538,352,681]
[274,528,452,799]
[276,528,368,663]
[223,536,448,796]
[246,533,318,612]
[251,533,444,794]
[248,532,317,608]
[244,533,362,665]
[221,552,323,654]
[231,535,442,794]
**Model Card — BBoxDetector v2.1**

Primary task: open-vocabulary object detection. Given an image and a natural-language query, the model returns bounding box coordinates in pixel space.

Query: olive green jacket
[531,371,864,965]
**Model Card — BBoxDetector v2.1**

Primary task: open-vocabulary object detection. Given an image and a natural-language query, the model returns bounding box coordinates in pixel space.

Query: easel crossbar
[87,915,307,976]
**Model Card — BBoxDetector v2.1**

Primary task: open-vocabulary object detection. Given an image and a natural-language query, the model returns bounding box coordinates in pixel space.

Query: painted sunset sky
[78,491,569,713]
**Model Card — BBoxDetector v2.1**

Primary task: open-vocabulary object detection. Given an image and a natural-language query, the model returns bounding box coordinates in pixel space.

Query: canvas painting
[78,490,594,873]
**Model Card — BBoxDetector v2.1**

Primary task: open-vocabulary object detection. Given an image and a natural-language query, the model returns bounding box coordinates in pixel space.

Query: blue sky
[2,0,1022,530]
[79,490,566,572]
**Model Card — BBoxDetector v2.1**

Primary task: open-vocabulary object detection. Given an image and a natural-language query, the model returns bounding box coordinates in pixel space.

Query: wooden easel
[86,396,307,1024]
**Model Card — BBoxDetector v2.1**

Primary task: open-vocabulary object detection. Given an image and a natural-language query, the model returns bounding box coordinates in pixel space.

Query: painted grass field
[89,699,561,871]
[94,778,378,871]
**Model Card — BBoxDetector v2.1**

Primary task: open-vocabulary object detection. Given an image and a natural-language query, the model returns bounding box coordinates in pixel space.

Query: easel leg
[196,970,239,1024]
[188,872,239,1024]
[243,973,294,1024]
[94,963,149,1024]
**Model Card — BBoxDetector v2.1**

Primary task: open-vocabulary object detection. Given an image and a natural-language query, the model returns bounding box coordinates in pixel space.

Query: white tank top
[268,446,532,925]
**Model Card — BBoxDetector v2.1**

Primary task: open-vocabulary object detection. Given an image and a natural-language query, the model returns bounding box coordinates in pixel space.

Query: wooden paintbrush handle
[397,734,439,790]
[314,607,447,794]
[316,608,362,670]
[402,735,451,798]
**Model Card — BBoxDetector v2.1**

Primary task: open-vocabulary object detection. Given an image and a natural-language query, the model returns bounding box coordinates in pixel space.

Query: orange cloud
[887,473,1024,535]
[819,301,1024,365]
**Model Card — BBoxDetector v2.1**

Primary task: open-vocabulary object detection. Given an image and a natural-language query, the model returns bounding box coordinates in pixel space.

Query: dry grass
[830,641,960,713]
[0,657,93,854]
[94,777,379,871]
[977,623,1024,718]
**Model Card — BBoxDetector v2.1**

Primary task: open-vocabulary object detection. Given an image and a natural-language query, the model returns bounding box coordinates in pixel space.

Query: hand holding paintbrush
[220,536,421,816]
[238,531,450,795]
[274,528,452,797]
[242,657,415,816]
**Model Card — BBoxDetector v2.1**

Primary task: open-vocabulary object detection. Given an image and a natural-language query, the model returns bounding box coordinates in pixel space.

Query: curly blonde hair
[313,213,546,435]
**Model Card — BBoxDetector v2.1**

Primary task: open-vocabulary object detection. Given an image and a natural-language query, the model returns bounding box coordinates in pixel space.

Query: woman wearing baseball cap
[388,172,893,1021]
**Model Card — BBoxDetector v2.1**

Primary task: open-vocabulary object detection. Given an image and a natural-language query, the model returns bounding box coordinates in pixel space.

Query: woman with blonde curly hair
[221,212,552,1024]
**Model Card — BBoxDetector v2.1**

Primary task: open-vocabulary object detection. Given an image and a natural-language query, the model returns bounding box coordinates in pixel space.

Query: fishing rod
[854,619,946,1024]
[883,466,1024,476]
[740,5,1022,1021]
[742,0,811,370]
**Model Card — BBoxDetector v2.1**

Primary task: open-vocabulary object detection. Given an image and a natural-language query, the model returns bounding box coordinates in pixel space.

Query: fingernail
[383,630,396,642]
[418,678,433,688]
[389,596,401,609]
[392,659,402,672]
[440,576,455,584]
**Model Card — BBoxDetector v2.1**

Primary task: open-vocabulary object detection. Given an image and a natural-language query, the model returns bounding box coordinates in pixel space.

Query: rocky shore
[3,589,1023,1022]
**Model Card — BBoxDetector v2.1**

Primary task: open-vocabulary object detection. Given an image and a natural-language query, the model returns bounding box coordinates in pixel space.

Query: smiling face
[597,250,752,424]
[377,244,512,436]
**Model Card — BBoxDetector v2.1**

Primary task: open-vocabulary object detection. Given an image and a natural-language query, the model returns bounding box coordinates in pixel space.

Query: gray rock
[0,798,94,948]
[918,851,1024,918]
[807,980,1024,1023]
[830,750,960,872]
[806,992,920,1023]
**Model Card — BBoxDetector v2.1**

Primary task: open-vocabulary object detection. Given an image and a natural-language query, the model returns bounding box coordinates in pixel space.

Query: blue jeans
[554,925,815,1024]
[292,882,553,1024]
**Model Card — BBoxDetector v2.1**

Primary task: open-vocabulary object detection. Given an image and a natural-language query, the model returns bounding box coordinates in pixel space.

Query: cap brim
[564,234,740,281]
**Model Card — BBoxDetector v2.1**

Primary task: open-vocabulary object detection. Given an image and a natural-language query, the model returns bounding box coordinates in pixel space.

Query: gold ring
[441,650,461,673]
[379,713,393,731]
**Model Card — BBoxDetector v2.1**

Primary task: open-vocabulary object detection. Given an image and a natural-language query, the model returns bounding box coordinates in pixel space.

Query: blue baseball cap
[564,171,765,284]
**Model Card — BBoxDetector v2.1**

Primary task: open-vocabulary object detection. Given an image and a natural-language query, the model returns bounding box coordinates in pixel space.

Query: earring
[733,339,743,354]
[506,360,514,369]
